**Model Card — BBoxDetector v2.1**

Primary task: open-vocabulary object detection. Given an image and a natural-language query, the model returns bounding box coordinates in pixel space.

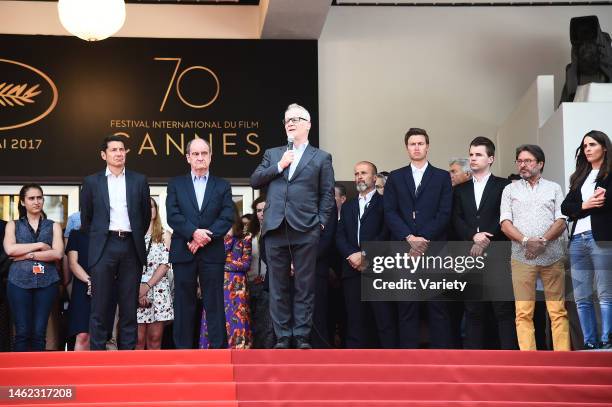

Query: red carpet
[1,349,611,406]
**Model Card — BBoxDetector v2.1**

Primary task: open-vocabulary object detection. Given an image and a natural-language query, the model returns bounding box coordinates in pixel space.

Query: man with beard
[500,144,570,351]
[337,161,396,348]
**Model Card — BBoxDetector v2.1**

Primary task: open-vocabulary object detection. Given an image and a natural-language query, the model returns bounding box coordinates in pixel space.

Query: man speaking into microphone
[251,103,335,349]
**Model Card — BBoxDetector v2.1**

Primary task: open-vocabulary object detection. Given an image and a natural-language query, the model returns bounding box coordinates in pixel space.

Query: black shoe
[601,342,612,350]
[584,342,599,350]
[274,337,291,349]
[294,336,312,350]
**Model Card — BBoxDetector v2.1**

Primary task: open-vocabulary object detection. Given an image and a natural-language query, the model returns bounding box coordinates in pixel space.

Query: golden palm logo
[0,59,58,131]
[0,83,42,107]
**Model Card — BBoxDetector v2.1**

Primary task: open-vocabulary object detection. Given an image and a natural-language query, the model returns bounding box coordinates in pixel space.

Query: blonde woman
[136,198,173,350]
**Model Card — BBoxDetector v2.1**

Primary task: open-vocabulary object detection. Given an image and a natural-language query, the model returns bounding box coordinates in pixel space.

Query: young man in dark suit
[166,138,234,349]
[337,161,396,348]
[452,137,518,349]
[80,135,151,350]
[384,128,453,348]
[250,103,335,349]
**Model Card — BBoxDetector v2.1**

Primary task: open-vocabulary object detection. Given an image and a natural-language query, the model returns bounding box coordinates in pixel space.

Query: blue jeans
[6,281,59,352]
[569,231,612,344]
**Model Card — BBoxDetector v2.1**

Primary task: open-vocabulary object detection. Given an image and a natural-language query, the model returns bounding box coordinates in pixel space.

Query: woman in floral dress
[136,197,173,350]
[199,203,252,349]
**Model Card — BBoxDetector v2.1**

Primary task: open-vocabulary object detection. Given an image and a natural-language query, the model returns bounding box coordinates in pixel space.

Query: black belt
[109,230,132,238]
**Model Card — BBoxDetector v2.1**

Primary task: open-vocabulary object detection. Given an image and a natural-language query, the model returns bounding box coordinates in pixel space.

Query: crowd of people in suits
[0,103,610,352]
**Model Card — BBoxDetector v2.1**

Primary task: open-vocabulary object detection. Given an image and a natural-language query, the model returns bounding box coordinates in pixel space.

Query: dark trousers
[312,273,330,348]
[344,277,398,348]
[464,301,518,349]
[265,223,319,339]
[173,255,227,349]
[448,301,465,348]
[398,301,452,348]
[7,281,58,352]
[89,235,141,350]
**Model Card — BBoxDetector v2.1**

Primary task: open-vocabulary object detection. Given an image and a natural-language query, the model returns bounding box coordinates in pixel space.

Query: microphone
[287,136,294,151]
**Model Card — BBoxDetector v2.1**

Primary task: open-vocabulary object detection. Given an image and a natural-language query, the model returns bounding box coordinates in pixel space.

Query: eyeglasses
[375,185,384,190]
[283,117,308,125]
[256,208,264,213]
[515,159,537,166]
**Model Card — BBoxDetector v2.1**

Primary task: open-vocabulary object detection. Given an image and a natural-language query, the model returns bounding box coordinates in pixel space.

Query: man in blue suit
[166,138,234,349]
[81,135,151,350]
[384,128,453,348]
[337,161,396,348]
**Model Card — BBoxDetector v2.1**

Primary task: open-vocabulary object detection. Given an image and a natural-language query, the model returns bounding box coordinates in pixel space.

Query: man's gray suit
[251,144,335,339]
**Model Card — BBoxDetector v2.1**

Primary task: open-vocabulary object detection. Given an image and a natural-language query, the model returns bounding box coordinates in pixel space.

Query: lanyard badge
[32,263,45,274]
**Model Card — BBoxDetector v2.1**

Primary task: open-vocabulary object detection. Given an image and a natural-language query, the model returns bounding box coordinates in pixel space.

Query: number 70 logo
[154,57,220,112]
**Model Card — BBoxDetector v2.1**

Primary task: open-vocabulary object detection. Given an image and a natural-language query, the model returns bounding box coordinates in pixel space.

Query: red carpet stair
[1,349,611,406]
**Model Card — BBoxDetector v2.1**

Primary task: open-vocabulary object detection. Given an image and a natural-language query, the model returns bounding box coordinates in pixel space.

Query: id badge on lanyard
[32,263,45,274]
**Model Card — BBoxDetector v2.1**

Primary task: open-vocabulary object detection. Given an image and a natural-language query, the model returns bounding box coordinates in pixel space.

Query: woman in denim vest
[562,131,612,349]
[3,184,63,351]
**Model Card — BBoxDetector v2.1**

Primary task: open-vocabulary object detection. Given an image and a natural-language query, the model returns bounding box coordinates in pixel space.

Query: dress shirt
[191,171,209,210]
[106,167,131,232]
[473,172,491,210]
[410,162,429,193]
[357,189,376,245]
[277,141,309,180]
[500,177,567,266]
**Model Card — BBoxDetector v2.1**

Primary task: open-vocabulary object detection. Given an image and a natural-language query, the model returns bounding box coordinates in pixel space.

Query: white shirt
[191,171,209,210]
[277,141,309,180]
[410,162,429,193]
[574,169,599,235]
[106,167,131,232]
[473,172,491,210]
[357,189,376,245]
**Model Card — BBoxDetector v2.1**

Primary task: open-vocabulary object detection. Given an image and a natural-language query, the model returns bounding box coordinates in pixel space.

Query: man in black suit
[166,138,234,349]
[384,128,453,348]
[250,103,335,349]
[337,161,396,348]
[81,135,151,350]
[452,136,518,349]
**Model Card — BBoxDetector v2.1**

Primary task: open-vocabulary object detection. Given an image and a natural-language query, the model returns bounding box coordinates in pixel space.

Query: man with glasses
[500,144,570,351]
[251,103,335,349]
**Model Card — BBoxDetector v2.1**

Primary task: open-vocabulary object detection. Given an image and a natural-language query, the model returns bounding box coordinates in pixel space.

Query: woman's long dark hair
[248,195,265,236]
[17,183,46,219]
[569,130,611,191]
[230,203,245,239]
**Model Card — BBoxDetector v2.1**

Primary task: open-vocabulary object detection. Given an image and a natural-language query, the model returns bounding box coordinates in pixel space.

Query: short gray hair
[449,158,470,174]
[285,103,311,121]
